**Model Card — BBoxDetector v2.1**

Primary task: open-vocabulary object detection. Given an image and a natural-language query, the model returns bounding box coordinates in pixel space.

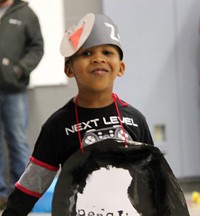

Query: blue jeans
[0,92,30,198]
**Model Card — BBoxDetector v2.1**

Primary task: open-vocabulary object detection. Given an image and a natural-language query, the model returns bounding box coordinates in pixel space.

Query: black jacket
[0,0,44,93]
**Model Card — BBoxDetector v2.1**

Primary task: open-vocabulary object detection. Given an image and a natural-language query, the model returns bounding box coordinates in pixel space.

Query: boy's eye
[103,50,113,55]
[82,50,112,56]
[82,51,92,56]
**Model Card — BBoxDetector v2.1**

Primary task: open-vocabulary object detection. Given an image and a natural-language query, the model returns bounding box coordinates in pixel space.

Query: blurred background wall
[101,0,200,179]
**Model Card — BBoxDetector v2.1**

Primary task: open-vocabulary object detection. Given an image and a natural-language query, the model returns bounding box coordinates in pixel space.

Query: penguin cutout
[52,139,190,216]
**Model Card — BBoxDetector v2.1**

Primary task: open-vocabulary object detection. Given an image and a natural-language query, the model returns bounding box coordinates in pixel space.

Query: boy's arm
[2,117,60,215]
[2,159,59,216]
[2,189,38,216]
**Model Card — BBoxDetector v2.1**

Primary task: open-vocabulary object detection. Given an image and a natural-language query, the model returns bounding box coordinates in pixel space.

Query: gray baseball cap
[60,13,123,62]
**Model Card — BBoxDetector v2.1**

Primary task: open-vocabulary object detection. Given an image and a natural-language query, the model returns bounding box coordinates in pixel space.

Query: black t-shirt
[32,97,154,168]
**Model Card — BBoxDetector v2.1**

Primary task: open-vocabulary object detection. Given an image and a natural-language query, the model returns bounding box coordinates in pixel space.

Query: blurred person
[0,0,44,210]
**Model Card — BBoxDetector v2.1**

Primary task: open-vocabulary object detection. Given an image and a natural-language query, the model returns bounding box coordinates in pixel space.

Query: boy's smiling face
[65,44,125,95]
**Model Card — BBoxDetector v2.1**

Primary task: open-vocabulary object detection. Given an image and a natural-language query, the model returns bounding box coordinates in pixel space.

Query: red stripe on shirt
[15,182,42,198]
[30,156,59,171]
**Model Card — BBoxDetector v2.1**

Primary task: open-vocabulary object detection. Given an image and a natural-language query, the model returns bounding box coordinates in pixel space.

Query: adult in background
[0,0,44,210]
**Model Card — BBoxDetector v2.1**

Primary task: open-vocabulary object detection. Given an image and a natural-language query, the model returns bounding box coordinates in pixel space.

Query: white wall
[25,0,67,87]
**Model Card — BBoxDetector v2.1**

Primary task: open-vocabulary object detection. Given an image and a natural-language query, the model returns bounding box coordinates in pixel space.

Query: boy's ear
[117,61,125,77]
[64,65,75,78]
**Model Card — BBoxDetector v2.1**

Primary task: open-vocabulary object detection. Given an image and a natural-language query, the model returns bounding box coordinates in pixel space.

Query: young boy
[2,13,155,215]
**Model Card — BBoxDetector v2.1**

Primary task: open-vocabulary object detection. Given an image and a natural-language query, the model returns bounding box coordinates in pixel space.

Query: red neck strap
[74,93,128,154]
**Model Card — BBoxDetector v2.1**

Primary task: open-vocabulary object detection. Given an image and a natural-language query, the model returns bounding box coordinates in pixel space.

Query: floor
[184,192,200,216]
[179,179,200,216]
